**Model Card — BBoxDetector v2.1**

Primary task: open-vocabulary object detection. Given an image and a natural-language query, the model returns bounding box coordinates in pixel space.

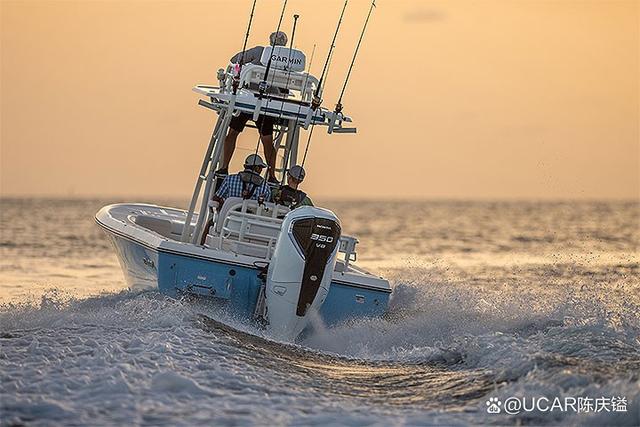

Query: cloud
[403,8,447,23]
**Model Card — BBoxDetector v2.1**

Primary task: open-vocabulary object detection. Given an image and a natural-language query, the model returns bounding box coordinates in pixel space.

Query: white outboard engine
[265,206,341,340]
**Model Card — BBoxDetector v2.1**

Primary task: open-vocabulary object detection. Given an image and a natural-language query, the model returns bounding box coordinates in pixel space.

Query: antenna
[287,43,316,178]
[250,5,298,181]
[289,14,300,53]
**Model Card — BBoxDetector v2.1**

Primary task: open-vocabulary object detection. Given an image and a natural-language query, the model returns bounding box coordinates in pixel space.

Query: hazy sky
[1,0,638,199]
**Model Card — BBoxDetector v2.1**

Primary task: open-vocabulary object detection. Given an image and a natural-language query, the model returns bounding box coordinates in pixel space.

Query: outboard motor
[265,206,341,340]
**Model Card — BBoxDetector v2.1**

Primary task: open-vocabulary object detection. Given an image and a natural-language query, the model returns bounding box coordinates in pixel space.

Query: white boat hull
[96,203,391,339]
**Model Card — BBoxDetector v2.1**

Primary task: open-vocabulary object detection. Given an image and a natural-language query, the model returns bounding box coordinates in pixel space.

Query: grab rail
[238,64,318,102]
[339,235,358,267]
[212,199,289,259]
[208,198,359,264]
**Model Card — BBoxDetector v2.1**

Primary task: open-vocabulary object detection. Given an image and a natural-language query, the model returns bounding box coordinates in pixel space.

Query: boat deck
[96,202,391,293]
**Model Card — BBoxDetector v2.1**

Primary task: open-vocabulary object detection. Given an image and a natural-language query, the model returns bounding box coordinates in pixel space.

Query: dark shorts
[229,113,274,136]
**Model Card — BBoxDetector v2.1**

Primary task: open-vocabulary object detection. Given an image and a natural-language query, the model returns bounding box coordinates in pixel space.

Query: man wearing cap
[272,165,313,208]
[215,154,272,203]
[218,31,289,184]
[200,154,272,245]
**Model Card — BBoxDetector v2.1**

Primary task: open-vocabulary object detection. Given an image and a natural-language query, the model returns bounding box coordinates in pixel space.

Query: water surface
[1,198,639,425]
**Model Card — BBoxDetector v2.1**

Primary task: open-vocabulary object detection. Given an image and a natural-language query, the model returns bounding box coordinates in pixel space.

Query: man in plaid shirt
[214,154,271,203]
[200,154,272,245]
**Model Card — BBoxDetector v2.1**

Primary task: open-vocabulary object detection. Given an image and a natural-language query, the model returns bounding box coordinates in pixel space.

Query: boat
[96,1,390,340]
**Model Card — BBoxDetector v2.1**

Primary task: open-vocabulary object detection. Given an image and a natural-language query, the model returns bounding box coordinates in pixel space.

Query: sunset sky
[1,0,638,200]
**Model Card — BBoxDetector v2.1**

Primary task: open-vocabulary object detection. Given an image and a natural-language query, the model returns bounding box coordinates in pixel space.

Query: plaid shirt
[215,173,271,201]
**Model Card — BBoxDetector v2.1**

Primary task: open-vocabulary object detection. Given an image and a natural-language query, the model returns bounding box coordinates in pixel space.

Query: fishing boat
[96,0,389,340]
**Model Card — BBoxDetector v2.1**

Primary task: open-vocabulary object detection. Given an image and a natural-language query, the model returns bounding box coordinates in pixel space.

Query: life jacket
[276,185,307,207]
[239,170,265,200]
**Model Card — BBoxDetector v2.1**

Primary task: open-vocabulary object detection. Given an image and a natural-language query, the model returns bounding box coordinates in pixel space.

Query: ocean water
[1,198,639,426]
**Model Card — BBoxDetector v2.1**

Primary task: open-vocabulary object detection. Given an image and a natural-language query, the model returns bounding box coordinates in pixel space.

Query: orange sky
[1,0,638,200]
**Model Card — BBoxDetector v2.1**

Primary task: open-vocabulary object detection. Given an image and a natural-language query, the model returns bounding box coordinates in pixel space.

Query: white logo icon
[486,397,502,414]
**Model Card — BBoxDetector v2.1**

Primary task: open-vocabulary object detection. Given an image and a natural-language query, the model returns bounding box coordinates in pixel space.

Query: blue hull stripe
[96,218,391,294]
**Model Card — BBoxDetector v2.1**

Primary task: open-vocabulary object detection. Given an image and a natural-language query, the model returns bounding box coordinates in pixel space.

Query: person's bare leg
[260,134,277,180]
[221,129,240,171]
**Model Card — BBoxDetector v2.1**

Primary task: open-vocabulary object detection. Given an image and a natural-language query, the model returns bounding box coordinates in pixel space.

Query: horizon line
[1,193,638,203]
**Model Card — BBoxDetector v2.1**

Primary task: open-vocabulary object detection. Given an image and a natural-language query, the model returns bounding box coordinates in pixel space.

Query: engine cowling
[265,206,341,340]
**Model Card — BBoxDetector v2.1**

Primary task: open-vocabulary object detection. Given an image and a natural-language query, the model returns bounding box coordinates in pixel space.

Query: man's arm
[230,46,264,65]
[215,177,230,201]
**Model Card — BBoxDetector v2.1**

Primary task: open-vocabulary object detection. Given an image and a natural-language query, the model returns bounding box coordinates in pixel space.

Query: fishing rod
[304,1,375,164]
[248,1,291,180]
[285,43,316,181]
[334,0,376,114]
[271,13,302,184]
[233,0,258,95]
[250,0,287,127]
[302,41,338,168]
[312,0,348,110]
[252,11,300,162]
[300,123,315,167]
[258,0,288,96]
[300,0,348,160]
